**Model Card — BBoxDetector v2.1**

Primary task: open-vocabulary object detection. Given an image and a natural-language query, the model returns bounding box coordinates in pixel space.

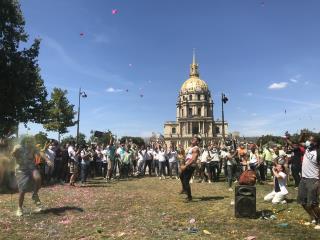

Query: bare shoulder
[192,146,200,154]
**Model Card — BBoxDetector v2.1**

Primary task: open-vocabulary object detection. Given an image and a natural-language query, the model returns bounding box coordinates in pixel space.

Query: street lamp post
[221,93,228,142]
[76,87,87,144]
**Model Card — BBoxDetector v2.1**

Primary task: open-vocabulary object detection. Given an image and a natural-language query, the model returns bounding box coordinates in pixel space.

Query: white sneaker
[281,200,287,204]
[230,200,235,205]
[34,205,43,213]
[208,180,211,183]
[228,188,233,192]
[314,225,320,230]
[159,177,162,180]
[16,207,23,217]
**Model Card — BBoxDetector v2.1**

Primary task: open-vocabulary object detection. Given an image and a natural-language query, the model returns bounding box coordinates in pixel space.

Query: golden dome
[181,76,208,93]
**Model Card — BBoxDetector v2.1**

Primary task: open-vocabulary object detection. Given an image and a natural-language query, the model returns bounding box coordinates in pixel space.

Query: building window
[198,108,201,116]
[188,108,192,116]
[192,126,199,135]
[204,95,207,100]
[181,109,184,117]
[216,126,220,134]
[189,95,192,100]
[172,127,176,134]
[198,94,201,100]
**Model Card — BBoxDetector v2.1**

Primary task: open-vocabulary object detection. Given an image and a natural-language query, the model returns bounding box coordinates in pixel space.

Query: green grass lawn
[0,177,318,240]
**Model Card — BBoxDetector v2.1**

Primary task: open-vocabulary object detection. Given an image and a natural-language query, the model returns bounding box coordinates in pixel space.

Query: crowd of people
[1,132,320,229]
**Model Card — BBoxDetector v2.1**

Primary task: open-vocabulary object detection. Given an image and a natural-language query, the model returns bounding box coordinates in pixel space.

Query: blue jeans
[81,164,89,183]
[159,161,166,176]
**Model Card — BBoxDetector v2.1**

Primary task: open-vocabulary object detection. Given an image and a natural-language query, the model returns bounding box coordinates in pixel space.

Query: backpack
[239,170,256,186]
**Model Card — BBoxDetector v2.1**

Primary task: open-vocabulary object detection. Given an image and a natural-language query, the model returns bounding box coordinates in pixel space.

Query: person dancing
[12,136,52,217]
[179,136,200,201]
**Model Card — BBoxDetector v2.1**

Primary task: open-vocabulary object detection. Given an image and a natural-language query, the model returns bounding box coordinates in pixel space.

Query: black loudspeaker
[235,185,256,218]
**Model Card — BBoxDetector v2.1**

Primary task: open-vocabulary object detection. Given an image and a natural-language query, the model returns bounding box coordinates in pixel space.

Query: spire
[193,48,196,65]
[190,49,199,77]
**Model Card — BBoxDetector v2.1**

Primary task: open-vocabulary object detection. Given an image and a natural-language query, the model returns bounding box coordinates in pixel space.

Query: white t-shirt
[276,172,288,195]
[201,150,209,163]
[45,148,56,164]
[210,148,220,162]
[158,150,167,162]
[168,151,177,163]
[220,151,232,166]
[68,146,76,160]
[302,149,319,179]
[146,149,153,160]
[249,152,258,165]
[138,149,147,161]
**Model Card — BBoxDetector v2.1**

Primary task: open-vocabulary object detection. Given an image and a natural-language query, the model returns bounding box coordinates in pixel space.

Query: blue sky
[19,0,320,139]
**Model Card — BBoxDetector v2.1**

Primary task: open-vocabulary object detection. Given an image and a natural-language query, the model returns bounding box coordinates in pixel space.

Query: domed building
[164,52,228,148]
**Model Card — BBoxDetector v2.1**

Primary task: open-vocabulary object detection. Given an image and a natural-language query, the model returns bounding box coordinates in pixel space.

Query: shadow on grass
[286,198,296,204]
[194,196,225,201]
[256,209,274,218]
[80,184,111,188]
[39,206,84,216]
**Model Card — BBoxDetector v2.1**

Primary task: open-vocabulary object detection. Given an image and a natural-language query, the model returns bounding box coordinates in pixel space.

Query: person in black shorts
[297,136,320,229]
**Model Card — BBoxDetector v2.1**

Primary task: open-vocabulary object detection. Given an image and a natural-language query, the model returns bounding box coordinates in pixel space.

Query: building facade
[164,53,228,148]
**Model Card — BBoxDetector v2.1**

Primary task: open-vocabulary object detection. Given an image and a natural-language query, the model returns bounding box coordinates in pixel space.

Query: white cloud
[268,82,288,90]
[289,74,301,83]
[106,87,123,93]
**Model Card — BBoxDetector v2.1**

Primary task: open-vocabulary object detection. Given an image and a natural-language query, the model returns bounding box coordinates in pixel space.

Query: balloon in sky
[140,94,144,98]
[261,2,265,7]
[126,89,129,92]
[129,63,132,67]
[112,9,119,15]
[80,32,84,37]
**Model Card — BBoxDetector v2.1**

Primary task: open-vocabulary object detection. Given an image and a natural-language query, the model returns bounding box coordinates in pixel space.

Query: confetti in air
[112,9,118,15]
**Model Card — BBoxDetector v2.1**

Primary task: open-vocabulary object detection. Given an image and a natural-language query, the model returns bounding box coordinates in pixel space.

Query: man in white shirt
[168,146,179,179]
[45,143,56,183]
[137,145,146,176]
[144,146,153,176]
[297,136,320,229]
[158,146,167,180]
[206,144,221,182]
[199,146,209,183]
[68,142,79,186]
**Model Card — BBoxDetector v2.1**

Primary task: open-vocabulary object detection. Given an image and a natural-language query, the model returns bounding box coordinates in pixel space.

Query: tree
[0,0,49,138]
[43,88,76,142]
[120,136,145,147]
[34,131,48,147]
[89,130,113,145]
[61,133,86,147]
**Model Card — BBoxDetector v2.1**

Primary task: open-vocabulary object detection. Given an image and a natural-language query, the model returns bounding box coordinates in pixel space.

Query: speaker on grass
[235,185,256,218]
